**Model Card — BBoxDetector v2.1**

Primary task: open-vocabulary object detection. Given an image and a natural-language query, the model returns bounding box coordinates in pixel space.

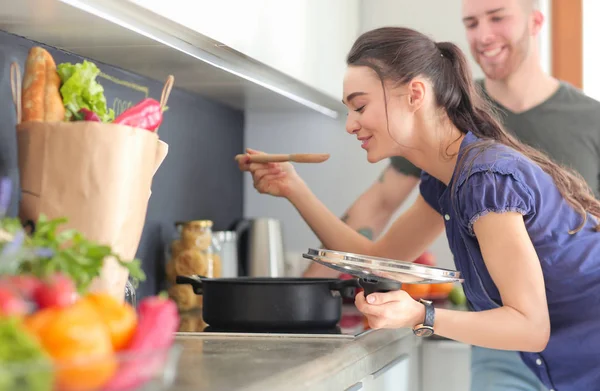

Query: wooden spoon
[235,153,330,164]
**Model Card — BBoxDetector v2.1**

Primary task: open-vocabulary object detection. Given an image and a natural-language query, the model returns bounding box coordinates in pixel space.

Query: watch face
[414,327,434,337]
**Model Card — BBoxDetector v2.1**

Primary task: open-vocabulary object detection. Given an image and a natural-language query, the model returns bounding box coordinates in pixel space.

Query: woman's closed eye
[354,105,366,113]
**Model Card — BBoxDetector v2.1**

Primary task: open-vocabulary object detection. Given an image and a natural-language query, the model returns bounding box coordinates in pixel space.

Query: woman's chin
[366,150,383,163]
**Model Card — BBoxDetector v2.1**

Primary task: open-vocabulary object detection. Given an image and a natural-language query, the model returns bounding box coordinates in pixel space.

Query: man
[304,0,600,390]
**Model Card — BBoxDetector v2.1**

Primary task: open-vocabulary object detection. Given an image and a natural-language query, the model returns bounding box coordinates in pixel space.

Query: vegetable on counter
[0,316,54,391]
[0,213,180,391]
[56,60,115,123]
[103,294,179,391]
[113,98,165,132]
[0,214,145,295]
[76,108,101,122]
[25,299,118,391]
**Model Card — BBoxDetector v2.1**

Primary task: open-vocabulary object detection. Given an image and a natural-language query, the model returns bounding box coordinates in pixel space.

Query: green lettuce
[57,60,115,123]
[0,317,54,391]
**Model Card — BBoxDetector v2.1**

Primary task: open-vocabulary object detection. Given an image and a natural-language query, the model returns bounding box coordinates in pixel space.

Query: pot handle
[358,278,402,297]
[329,279,360,299]
[175,275,205,295]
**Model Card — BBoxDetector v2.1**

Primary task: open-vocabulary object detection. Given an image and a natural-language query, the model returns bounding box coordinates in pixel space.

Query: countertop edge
[240,328,417,391]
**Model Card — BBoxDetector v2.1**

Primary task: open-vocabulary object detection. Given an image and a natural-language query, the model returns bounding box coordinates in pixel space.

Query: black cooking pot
[175,275,400,330]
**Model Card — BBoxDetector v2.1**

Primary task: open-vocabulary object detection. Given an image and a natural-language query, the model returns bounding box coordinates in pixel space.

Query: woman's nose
[345,116,360,135]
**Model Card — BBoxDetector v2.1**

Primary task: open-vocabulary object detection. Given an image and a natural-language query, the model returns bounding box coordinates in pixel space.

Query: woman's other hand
[237,148,305,199]
[355,289,425,330]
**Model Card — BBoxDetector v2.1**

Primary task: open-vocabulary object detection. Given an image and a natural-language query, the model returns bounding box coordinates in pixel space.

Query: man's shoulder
[556,81,600,107]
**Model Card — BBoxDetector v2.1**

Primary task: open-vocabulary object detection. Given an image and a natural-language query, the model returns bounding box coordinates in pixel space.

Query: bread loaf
[21,47,64,122]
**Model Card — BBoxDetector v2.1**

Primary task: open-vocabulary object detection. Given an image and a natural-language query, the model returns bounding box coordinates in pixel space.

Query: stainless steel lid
[302,248,463,284]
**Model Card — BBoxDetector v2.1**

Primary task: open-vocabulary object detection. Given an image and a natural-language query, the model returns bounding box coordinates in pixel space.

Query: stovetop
[175,305,371,339]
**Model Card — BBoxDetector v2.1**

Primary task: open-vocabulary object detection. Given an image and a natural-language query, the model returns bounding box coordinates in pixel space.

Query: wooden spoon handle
[289,153,330,163]
[235,153,330,163]
[235,154,290,163]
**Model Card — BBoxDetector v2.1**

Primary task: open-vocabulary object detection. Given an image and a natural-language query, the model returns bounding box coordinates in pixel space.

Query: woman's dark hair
[347,27,600,233]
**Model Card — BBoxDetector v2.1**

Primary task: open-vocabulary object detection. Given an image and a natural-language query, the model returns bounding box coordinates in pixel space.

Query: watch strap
[420,299,435,327]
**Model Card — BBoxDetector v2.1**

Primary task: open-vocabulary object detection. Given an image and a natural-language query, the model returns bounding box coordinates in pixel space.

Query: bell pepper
[103,295,179,391]
[112,98,164,132]
[76,108,101,122]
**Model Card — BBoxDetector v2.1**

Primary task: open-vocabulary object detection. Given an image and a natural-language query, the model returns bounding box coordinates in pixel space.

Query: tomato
[401,283,431,300]
[429,282,455,297]
[24,300,116,391]
[83,292,138,351]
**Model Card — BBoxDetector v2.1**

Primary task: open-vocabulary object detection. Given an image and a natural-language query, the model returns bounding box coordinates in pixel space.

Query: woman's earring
[409,97,413,105]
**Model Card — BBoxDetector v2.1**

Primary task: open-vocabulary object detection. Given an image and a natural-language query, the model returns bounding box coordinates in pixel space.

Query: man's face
[461,0,537,81]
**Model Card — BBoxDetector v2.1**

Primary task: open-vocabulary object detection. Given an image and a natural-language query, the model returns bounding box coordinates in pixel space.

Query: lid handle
[358,278,402,297]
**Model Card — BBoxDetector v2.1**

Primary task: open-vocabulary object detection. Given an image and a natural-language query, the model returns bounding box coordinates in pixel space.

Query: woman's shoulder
[454,135,543,189]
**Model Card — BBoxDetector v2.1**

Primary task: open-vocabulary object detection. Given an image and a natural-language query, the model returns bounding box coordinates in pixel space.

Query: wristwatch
[412,298,435,337]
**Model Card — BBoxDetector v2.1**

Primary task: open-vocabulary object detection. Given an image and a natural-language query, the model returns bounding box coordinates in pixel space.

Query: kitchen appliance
[175,275,370,329]
[302,248,463,290]
[228,218,286,277]
[213,231,238,277]
[174,304,370,339]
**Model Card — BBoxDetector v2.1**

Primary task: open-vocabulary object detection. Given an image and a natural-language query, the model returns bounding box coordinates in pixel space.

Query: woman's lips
[360,137,371,149]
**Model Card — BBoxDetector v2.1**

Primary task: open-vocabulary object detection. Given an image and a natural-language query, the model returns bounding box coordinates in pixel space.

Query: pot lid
[302,248,463,284]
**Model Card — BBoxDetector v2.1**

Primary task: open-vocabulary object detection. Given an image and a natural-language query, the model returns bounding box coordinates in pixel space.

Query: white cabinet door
[124,0,360,100]
[368,355,410,391]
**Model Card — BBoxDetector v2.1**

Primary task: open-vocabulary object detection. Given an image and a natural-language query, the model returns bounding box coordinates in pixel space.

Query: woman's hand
[237,148,306,199]
[355,290,425,330]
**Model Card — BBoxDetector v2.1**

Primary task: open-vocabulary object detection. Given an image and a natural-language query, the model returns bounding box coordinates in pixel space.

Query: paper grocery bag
[17,122,168,300]
[12,63,172,301]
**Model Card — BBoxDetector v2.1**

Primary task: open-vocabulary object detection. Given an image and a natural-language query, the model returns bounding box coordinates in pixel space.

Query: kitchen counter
[168,308,418,391]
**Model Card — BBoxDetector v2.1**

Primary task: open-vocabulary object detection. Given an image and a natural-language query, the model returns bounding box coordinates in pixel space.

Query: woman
[239,27,600,391]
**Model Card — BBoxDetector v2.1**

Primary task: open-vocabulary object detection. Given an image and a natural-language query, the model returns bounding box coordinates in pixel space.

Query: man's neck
[483,57,560,114]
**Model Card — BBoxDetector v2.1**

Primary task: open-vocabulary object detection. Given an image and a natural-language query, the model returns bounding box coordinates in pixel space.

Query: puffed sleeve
[456,170,534,236]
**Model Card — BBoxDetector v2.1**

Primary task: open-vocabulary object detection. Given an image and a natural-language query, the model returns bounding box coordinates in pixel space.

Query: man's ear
[530,9,544,36]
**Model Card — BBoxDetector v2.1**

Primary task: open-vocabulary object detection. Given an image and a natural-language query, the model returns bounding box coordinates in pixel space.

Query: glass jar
[124,279,136,308]
[165,220,222,312]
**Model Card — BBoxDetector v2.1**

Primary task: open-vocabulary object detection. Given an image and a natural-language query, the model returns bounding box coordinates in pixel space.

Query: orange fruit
[401,283,431,299]
[83,292,138,351]
[26,300,117,391]
[429,282,455,298]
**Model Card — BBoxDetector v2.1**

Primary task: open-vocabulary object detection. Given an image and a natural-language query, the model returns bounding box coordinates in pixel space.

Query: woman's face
[342,65,422,163]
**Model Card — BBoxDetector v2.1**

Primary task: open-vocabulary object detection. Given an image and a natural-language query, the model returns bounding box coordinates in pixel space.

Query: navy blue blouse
[419,131,600,391]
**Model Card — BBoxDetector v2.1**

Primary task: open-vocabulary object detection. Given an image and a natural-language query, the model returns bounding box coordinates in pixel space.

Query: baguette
[21,47,65,122]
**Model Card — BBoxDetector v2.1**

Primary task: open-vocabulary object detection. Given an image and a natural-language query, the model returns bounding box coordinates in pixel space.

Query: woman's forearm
[288,183,375,255]
[434,306,550,353]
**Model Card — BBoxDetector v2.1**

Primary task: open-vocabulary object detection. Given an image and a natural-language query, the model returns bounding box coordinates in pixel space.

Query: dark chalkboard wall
[0,30,245,298]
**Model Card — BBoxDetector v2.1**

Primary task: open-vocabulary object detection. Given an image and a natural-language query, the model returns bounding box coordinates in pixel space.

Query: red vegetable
[0,285,30,316]
[78,108,101,122]
[103,295,179,391]
[32,273,77,310]
[3,275,42,299]
[112,98,163,132]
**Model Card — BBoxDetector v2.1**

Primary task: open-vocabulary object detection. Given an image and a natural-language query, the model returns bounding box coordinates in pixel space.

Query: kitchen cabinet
[124,0,360,100]
[348,354,412,391]
[368,355,410,391]
[421,339,471,391]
